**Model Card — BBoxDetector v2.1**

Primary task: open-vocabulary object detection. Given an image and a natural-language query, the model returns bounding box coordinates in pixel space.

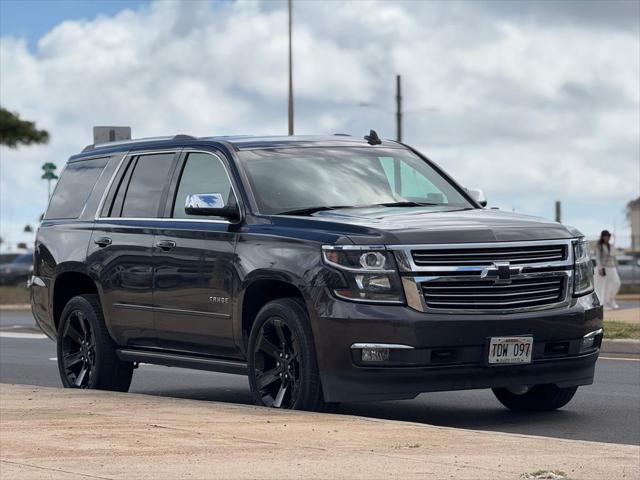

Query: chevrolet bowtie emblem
[481,262,522,284]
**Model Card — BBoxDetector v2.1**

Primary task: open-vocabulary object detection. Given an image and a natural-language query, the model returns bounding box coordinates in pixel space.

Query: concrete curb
[0,304,30,311]
[601,339,640,355]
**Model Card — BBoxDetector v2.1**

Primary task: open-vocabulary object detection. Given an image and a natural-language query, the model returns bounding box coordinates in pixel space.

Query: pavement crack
[0,459,114,480]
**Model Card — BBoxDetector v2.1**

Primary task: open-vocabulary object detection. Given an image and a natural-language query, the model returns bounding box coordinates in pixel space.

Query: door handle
[94,237,112,247]
[155,240,176,252]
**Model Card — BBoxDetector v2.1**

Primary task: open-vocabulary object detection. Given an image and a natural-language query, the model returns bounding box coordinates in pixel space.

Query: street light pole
[287,0,294,136]
[395,74,402,142]
[41,162,58,200]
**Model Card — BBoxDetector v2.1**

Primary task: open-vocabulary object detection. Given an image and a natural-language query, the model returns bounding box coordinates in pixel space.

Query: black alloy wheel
[57,294,133,392]
[248,298,324,411]
[252,317,300,408]
[60,309,96,388]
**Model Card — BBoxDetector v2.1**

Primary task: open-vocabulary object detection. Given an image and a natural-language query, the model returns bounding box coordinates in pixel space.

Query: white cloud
[0,0,638,250]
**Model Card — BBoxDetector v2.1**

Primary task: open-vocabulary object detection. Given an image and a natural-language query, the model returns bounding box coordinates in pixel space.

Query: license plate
[488,336,533,365]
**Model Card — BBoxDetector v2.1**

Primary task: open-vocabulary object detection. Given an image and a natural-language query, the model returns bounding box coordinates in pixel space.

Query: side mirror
[184,193,239,221]
[465,188,487,207]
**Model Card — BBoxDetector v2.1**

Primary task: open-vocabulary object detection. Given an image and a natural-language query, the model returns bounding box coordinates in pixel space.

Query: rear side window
[111,153,175,218]
[45,158,108,219]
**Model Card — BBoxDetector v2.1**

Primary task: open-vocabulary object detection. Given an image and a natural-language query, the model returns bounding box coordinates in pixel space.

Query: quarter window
[45,158,108,219]
[172,153,233,219]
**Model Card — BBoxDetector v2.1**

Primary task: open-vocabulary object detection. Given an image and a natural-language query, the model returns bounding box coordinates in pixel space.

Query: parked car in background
[0,251,34,286]
[0,253,20,264]
[618,256,640,286]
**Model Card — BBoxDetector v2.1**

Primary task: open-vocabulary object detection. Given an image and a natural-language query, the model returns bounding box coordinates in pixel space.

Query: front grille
[412,244,567,267]
[421,276,566,311]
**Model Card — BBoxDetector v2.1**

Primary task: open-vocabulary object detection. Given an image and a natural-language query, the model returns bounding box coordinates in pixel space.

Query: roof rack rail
[333,133,351,137]
[172,134,197,141]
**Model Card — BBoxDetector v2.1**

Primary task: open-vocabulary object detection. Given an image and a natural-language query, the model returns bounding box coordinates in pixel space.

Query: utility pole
[555,201,562,223]
[393,74,403,193]
[287,0,294,136]
[395,74,402,142]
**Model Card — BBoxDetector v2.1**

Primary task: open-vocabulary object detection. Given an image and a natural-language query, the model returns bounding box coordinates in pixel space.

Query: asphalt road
[1,310,638,446]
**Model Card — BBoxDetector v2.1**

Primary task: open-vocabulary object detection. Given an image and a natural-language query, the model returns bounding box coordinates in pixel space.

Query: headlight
[573,239,594,297]
[322,246,404,303]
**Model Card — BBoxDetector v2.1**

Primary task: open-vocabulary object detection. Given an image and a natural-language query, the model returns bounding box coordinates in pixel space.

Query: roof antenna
[364,129,382,145]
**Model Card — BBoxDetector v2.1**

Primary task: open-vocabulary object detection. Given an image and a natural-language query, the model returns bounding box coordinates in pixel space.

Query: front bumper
[311,291,603,403]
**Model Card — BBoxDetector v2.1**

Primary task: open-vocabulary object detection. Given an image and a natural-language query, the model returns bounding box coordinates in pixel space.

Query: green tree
[0,107,49,148]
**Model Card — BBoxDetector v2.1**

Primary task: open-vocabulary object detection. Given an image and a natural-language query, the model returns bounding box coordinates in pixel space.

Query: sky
[0,0,639,251]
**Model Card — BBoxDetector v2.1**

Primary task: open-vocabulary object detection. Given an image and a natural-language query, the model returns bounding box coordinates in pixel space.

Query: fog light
[581,328,603,352]
[361,348,390,362]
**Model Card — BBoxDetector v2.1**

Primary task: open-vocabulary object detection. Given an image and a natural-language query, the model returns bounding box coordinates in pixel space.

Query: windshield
[238,147,473,215]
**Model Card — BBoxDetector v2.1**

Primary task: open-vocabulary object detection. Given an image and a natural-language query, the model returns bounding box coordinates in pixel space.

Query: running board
[116,349,248,375]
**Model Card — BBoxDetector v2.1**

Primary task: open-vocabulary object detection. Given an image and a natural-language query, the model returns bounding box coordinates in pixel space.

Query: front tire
[492,384,578,411]
[57,294,133,392]
[247,298,324,411]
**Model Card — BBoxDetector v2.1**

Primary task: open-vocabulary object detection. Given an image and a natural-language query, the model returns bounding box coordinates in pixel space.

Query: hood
[285,207,581,245]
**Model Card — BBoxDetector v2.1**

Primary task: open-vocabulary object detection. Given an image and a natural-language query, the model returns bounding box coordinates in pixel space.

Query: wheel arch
[237,272,313,356]
[51,269,100,333]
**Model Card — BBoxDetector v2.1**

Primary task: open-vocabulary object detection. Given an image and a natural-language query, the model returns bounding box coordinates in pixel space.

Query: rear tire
[492,384,578,412]
[57,294,133,392]
[247,298,324,411]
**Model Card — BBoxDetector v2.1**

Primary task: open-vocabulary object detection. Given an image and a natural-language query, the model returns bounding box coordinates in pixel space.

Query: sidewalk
[605,307,640,324]
[1,384,638,480]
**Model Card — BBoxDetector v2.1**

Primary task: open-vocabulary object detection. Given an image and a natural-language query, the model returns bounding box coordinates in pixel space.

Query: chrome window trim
[94,151,133,220]
[390,239,575,273]
[95,217,231,225]
[94,148,241,224]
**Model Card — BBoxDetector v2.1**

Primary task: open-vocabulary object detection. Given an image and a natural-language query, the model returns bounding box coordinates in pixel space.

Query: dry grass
[604,320,640,340]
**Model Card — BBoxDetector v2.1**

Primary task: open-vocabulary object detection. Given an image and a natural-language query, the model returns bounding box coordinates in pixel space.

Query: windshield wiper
[277,201,443,216]
[276,205,355,216]
[374,201,441,207]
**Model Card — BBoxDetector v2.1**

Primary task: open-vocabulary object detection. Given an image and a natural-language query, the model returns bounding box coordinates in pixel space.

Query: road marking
[600,356,640,362]
[0,332,47,339]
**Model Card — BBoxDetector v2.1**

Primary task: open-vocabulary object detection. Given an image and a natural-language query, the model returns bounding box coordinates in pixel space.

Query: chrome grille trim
[390,239,573,273]
[392,240,575,314]
[412,272,571,313]
[411,247,566,266]
[428,287,560,298]
[426,295,560,306]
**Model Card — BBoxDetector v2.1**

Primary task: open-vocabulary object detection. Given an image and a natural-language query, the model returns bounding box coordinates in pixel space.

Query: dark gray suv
[30,132,603,411]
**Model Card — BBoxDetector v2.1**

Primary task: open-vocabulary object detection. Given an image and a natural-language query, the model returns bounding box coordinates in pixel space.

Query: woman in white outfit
[594,230,621,309]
